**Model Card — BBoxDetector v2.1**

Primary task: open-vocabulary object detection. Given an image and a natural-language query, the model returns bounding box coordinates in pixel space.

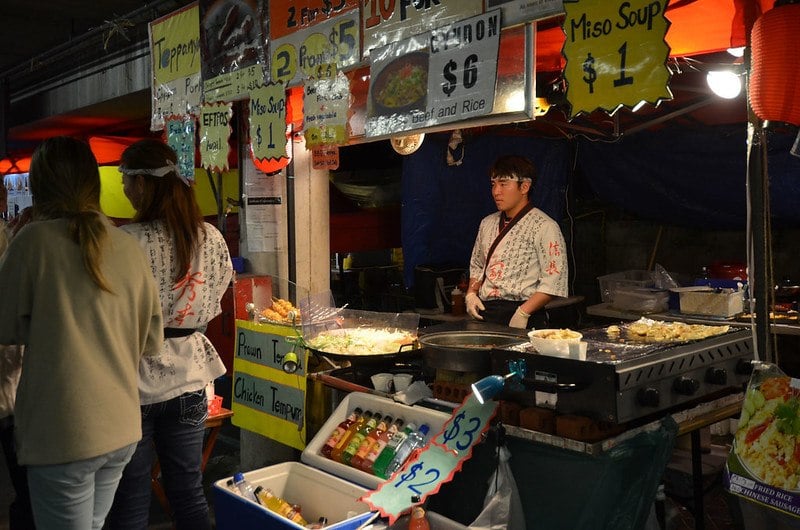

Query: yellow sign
[562,0,672,117]
[231,320,308,451]
[270,9,359,86]
[199,102,233,172]
[150,3,201,85]
[249,83,289,161]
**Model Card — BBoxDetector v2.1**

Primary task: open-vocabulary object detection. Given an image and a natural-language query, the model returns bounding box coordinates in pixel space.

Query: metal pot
[419,330,528,373]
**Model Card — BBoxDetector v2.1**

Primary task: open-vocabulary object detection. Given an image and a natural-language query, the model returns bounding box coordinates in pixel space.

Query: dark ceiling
[0,1,749,156]
[0,1,167,75]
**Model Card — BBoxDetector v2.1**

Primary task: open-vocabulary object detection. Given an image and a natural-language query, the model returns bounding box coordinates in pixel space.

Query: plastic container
[679,289,744,317]
[597,270,654,303]
[610,288,669,313]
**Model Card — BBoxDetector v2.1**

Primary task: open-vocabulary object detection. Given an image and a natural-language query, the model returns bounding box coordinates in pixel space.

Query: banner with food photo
[200,0,269,103]
[725,362,800,518]
[365,10,501,138]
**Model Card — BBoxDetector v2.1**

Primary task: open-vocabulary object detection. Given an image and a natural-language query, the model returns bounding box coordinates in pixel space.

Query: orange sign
[311,146,340,169]
[269,0,360,40]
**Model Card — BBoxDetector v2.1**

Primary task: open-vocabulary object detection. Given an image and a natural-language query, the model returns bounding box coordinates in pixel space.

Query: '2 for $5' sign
[562,0,671,117]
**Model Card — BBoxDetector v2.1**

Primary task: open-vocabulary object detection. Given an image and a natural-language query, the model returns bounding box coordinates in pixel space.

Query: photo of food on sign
[733,374,800,492]
[370,51,429,117]
[199,0,267,79]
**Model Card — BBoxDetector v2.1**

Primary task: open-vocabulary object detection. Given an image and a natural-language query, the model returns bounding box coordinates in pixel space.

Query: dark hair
[489,155,538,185]
[29,136,112,291]
[121,138,205,283]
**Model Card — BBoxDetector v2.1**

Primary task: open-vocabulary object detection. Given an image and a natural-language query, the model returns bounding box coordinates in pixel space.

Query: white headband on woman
[119,160,191,187]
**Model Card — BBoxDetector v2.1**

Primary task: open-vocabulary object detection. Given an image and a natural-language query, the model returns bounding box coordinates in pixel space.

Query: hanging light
[750,1,800,125]
[706,70,743,99]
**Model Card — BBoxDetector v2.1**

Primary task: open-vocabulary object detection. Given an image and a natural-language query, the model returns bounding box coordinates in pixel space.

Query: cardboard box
[678,288,744,317]
[214,392,453,529]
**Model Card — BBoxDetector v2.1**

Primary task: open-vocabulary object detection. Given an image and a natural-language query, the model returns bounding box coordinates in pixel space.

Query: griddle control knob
[706,367,728,385]
[637,387,660,408]
[736,359,756,375]
[673,376,700,395]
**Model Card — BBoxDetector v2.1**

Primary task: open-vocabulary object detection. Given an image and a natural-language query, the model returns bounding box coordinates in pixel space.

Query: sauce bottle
[408,506,431,530]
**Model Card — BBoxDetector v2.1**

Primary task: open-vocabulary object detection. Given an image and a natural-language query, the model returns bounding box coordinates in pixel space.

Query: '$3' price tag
[434,394,498,454]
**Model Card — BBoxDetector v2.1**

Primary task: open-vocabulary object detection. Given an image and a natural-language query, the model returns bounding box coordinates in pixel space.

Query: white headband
[119,160,191,187]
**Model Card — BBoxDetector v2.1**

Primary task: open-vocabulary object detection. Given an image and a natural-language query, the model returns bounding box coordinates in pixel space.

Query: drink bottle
[361,417,403,473]
[232,472,258,503]
[254,486,308,526]
[371,422,417,479]
[341,412,382,465]
[383,424,430,477]
[330,410,373,463]
[350,414,392,470]
[320,407,363,459]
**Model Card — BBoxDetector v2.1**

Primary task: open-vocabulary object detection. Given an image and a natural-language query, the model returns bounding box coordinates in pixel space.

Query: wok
[419,330,528,373]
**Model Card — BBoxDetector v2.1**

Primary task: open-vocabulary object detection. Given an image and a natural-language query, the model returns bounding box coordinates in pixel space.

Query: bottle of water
[232,472,258,503]
[384,424,430,477]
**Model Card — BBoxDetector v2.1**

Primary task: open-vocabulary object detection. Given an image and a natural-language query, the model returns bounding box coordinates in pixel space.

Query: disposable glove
[509,306,530,329]
[465,292,485,320]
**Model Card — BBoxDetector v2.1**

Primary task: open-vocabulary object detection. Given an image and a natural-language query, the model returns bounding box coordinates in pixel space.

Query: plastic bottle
[408,506,431,530]
[371,422,417,479]
[383,424,430,478]
[320,407,363,459]
[330,410,373,463]
[254,486,308,525]
[232,472,259,503]
[341,413,382,465]
[361,417,404,473]
[350,415,392,470]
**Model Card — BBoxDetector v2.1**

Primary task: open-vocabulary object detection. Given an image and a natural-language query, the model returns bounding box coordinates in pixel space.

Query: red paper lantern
[750,3,800,126]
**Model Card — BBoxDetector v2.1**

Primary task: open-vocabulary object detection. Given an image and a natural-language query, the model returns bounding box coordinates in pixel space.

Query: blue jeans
[26,442,136,530]
[105,390,210,530]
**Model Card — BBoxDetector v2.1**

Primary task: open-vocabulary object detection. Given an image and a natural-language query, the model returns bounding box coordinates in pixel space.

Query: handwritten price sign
[360,394,498,523]
[270,10,360,86]
[248,83,289,162]
[562,0,672,116]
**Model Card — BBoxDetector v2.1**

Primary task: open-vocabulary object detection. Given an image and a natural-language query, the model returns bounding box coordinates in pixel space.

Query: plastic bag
[468,446,525,530]
[725,361,800,520]
[652,263,680,290]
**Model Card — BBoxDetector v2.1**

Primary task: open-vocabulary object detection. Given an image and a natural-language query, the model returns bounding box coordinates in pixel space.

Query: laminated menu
[725,362,800,518]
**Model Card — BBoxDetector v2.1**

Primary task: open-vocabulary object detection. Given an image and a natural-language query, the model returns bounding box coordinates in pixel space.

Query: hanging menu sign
[303,71,350,147]
[270,7,360,86]
[365,10,501,138]
[199,102,233,172]
[361,0,482,57]
[149,4,201,131]
[562,0,672,117]
[249,83,290,165]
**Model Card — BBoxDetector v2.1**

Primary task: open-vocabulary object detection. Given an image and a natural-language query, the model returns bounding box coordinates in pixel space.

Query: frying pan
[419,330,528,373]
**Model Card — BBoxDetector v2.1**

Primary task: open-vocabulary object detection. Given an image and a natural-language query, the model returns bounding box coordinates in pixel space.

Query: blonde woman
[0,137,163,529]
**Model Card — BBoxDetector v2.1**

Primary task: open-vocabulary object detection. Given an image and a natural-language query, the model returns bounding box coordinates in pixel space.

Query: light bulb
[706,71,742,99]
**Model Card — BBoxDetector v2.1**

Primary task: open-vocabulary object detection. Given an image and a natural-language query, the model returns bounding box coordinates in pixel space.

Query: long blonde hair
[29,137,112,292]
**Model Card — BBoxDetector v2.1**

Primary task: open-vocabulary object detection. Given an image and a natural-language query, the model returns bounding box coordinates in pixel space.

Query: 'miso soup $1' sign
[562,0,672,117]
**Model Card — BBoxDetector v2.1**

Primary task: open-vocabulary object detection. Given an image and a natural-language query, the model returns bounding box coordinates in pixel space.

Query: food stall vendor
[465,155,568,329]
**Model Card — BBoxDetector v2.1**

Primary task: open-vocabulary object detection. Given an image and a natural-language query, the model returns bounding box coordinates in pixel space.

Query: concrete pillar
[238,134,331,470]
